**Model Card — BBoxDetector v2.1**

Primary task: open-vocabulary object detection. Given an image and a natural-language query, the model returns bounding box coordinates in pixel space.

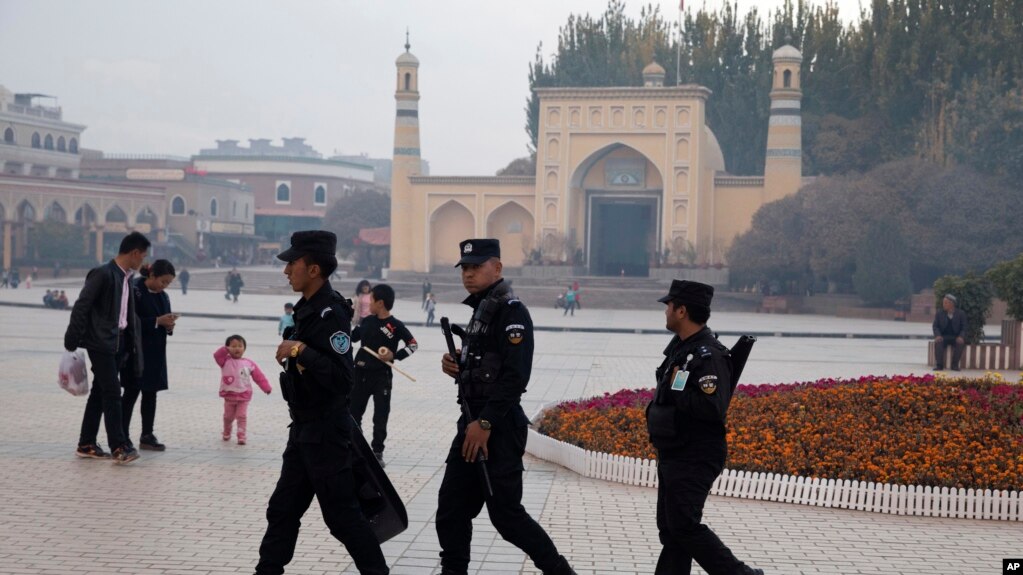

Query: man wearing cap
[254,230,389,575]
[647,280,764,575]
[438,238,575,575]
[932,294,967,371]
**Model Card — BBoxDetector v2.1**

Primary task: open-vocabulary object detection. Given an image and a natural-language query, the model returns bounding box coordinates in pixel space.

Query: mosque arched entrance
[569,144,662,277]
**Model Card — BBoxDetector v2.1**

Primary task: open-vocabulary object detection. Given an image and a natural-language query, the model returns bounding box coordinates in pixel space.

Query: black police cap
[276,230,337,262]
[455,238,501,267]
[657,279,714,308]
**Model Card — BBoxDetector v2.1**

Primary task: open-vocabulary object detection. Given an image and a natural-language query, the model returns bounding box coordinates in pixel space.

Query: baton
[364,346,417,382]
[440,317,493,497]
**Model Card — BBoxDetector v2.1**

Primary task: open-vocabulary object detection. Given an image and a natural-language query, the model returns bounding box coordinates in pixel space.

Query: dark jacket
[64,259,143,376]
[932,308,967,339]
[457,279,532,430]
[128,276,172,392]
[282,281,355,418]
[647,326,733,455]
[352,315,417,373]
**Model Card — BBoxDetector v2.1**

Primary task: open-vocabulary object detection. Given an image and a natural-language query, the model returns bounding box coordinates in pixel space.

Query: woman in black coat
[122,259,177,450]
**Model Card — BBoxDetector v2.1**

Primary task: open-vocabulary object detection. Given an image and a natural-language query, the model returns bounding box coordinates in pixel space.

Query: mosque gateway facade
[389,44,804,276]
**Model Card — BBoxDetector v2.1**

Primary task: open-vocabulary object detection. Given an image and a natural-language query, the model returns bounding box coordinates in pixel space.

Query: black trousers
[436,421,567,574]
[935,336,965,369]
[349,369,392,453]
[256,415,388,575]
[655,442,752,575]
[122,387,157,437]
[79,341,130,450]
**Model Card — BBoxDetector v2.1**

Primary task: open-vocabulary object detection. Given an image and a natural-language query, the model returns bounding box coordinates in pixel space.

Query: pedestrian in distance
[254,230,390,575]
[350,283,418,468]
[422,279,432,309]
[123,259,178,451]
[214,334,271,445]
[438,238,576,575]
[425,293,436,327]
[646,279,764,575]
[278,302,295,336]
[178,267,190,295]
[64,231,150,464]
[353,279,373,327]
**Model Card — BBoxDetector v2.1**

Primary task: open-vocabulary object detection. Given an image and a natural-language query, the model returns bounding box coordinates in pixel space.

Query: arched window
[31,133,41,148]
[783,69,792,88]
[276,182,291,203]
[44,134,54,150]
[3,128,14,144]
[171,196,186,215]
[314,184,326,205]
[210,198,218,217]
[105,205,127,223]
[404,72,411,91]
[45,202,66,222]
[69,138,78,154]
[57,136,66,151]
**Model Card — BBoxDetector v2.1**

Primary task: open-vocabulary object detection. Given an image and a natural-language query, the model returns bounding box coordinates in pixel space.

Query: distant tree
[29,221,84,262]
[986,254,1023,321]
[730,158,1023,293]
[321,190,390,251]
[496,155,536,176]
[933,273,993,344]
[852,216,912,306]
[726,194,809,288]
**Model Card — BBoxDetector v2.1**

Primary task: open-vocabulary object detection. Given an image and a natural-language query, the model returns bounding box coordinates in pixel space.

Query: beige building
[390,44,805,275]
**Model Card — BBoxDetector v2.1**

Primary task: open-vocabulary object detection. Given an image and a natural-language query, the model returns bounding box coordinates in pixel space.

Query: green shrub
[986,253,1023,320]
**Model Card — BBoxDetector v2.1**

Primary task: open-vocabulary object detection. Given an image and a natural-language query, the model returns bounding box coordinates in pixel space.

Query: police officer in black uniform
[438,238,575,575]
[254,230,389,575]
[647,280,764,575]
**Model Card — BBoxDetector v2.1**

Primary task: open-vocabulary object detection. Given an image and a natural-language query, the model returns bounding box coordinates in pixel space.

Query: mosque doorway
[587,195,658,277]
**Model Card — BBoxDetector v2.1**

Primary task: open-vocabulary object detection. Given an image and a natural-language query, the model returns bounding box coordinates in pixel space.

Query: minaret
[390,31,421,271]
[763,42,803,203]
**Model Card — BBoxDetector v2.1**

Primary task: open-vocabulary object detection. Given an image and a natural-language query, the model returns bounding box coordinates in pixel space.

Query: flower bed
[536,374,1023,492]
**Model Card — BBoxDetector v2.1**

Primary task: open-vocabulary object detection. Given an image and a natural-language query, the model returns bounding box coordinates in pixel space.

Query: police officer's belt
[288,402,347,424]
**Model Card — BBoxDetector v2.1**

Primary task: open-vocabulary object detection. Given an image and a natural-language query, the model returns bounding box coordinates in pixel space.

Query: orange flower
[537,374,1023,491]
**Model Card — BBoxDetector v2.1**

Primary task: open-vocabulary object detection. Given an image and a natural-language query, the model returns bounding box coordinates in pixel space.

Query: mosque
[389,39,805,276]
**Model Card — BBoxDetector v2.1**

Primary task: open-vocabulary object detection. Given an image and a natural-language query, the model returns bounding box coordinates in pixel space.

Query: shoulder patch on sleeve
[505,323,525,345]
[507,298,521,308]
[699,375,718,395]
[329,331,351,354]
[320,306,333,318]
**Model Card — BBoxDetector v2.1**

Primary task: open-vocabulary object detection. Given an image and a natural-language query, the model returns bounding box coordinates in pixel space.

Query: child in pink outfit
[214,334,272,445]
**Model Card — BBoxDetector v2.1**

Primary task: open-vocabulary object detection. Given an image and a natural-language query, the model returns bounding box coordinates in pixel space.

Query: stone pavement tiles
[0,304,1019,574]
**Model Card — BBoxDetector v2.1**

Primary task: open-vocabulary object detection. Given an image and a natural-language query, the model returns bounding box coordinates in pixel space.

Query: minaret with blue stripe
[764,42,803,203]
[390,30,421,271]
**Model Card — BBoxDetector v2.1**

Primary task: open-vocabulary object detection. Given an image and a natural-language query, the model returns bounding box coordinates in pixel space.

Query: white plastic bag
[59,350,89,396]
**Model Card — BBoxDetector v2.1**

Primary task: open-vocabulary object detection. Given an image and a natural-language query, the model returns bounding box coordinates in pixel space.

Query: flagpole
[676,0,684,85]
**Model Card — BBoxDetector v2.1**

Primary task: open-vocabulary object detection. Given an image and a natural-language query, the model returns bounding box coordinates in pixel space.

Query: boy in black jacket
[350,283,417,467]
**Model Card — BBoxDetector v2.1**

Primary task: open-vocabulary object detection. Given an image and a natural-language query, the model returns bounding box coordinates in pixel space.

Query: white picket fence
[526,429,1023,521]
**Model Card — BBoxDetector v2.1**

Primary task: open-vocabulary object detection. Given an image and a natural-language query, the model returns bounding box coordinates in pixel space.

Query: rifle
[729,335,757,392]
[440,316,494,497]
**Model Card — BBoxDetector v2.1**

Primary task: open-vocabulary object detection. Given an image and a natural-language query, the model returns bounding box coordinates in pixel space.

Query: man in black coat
[64,231,149,464]
[646,280,763,575]
[438,238,575,575]
[933,293,968,371]
[254,230,389,575]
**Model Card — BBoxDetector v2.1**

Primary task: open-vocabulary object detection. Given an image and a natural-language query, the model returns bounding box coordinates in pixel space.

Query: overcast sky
[0,0,864,175]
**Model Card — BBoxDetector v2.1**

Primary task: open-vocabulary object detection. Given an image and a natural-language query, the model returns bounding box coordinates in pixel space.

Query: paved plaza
[0,282,1019,574]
